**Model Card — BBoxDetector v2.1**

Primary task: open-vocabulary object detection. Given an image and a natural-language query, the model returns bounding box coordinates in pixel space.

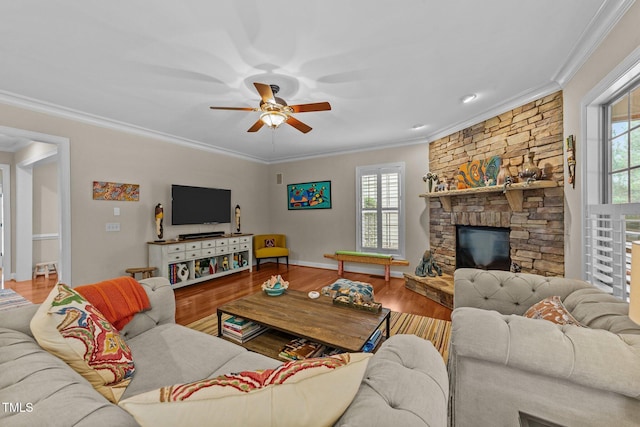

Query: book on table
[221,316,268,343]
[278,337,328,361]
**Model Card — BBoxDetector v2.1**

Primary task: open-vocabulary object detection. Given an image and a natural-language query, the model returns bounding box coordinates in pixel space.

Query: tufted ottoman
[449,269,640,427]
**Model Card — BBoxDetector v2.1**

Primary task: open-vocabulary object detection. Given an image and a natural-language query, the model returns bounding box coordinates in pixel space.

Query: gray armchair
[449,269,640,427]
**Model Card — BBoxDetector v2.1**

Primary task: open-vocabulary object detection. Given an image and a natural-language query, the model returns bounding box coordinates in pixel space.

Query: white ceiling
[0,1,633,163]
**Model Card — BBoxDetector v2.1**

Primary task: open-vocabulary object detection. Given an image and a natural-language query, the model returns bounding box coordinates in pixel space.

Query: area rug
[0,288,32,311]
[187,311,451,361]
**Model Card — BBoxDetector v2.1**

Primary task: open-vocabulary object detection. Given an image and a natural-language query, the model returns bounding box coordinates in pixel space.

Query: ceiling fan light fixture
[260,111,288,128]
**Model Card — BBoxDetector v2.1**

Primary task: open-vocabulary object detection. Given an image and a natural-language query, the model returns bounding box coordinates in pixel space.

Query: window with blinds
[585,204,640,300]
[356,163,405,257]
[584,78,640,301]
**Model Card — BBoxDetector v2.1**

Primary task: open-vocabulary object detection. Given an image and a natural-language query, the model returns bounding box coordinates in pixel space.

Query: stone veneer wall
[428,91,564,276]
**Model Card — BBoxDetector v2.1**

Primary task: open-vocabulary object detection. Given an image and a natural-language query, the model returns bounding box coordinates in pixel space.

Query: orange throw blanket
[76,276,151,330]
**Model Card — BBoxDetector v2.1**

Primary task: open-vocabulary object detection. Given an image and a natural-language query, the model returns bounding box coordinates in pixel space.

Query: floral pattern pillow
[30,283,135,403]
[523,295,583,326]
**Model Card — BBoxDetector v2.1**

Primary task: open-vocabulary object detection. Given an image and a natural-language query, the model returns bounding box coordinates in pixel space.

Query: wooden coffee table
[217,290,390,355]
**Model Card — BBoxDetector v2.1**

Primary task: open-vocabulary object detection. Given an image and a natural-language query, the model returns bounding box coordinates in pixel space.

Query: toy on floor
[415,249,442,277]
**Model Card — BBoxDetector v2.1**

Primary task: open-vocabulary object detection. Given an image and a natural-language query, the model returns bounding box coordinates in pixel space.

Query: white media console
[147,234,253,289]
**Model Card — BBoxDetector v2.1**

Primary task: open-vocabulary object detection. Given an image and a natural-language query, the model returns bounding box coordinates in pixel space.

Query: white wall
[267,143,430,276]
[563,1,640,279]
[33,160,59,266]
[0,102,271,284]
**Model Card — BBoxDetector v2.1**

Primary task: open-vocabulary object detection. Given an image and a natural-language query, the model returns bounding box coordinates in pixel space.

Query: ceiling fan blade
[289,102,332,113]
[247,120,265,132]
[210,106,255,111]
[253,82,275,104]
[286,116,312,133]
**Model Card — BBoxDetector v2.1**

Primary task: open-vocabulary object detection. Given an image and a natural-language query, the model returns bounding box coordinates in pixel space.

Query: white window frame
[582,47,640,300]
[355,162,405,258]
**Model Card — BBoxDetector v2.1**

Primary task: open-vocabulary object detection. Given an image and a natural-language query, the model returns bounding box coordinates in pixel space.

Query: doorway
[0,126,71,283]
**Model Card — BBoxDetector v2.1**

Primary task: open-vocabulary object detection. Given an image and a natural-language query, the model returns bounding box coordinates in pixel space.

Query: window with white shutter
[584,76,640,301]
[356,163,405,257]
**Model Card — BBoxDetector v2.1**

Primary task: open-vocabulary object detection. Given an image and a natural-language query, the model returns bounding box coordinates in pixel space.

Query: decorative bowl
[262,275,289,296]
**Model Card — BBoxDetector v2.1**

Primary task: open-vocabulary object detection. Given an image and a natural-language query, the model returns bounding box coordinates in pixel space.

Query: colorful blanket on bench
[335,250,393,259]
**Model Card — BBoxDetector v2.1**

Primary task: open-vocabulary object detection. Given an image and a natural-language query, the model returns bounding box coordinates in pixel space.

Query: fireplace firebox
[456,225,511,271]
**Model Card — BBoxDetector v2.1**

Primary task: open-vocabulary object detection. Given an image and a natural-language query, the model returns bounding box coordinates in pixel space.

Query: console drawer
[216,247,228,255]
[168,252,186,262]
[186,242,202,250]
[228,237,240,245]
[201,240,216,249]
[166,244,185,254]
[215,239,229,247]
[240,236,251,243]
[229,245,240,252]
[202,248,216,257]
[186,250,202,259]
[239,243,251,251]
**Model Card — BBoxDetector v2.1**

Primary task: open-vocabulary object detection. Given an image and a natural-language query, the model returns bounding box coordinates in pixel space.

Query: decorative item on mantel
[422,172,438,193]
[262,275,289,296]
[456,155,501,189]
[566,135,576,189]
[519,152,542,184]
[496,160,511,186]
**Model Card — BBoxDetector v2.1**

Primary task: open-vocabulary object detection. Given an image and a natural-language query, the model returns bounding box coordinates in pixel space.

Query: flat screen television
[171,184,231,225]
[456,225,511,271]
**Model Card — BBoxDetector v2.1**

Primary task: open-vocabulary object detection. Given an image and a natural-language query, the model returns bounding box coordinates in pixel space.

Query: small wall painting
[93,181,140,201]
[287,180,332,210]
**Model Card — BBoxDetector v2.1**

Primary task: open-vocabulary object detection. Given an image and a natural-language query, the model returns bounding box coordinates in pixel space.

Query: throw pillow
[523,295,583,326]
[265,238,276,247]
[30,283,135,403]
[119,352,371,427]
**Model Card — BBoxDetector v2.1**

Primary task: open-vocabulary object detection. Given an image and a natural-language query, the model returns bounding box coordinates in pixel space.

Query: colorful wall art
[287,180,332,210]
[93,181,140,201]
[456,156,501,189]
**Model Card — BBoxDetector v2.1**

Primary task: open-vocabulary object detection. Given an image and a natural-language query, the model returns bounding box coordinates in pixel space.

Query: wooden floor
[4,263,452,325]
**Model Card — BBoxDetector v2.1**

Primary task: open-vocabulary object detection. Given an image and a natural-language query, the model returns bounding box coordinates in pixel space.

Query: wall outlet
[106,222,120,232]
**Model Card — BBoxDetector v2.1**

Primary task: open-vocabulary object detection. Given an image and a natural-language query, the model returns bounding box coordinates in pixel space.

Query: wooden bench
[324,252,410,281]
[33,262,57,279]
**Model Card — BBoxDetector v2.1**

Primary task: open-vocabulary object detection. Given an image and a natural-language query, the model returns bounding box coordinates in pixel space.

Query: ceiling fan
[210,82,331,133]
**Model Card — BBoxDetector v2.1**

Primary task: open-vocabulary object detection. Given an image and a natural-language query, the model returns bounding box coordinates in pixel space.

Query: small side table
[125,267,157,280]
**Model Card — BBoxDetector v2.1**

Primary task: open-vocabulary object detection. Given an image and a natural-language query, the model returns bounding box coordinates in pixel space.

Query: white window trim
[355,162,406,258]
[581,45,640,298]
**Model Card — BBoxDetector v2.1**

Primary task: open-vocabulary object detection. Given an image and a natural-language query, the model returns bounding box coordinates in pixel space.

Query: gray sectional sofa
[449,269,640,427]
[0,277,448,427]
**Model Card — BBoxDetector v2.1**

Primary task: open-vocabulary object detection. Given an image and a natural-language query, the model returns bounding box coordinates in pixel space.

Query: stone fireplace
[426,91,565,277]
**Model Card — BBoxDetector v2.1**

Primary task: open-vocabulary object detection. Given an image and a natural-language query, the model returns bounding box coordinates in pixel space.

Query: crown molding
[424,81,562,144]
[0,90,269,164]
[553,0,636,87]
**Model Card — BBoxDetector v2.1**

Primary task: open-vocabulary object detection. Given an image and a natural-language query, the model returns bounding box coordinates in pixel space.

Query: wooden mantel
[419,180,559,212]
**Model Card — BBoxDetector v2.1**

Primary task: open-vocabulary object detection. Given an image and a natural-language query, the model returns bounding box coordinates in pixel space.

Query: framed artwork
[287,180,332,210]
[93,181,140,201]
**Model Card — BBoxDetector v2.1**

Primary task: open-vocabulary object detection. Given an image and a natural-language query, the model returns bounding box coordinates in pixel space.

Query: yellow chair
[253,234,289,270]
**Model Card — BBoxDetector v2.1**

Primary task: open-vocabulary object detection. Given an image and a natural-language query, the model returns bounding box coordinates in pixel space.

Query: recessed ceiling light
[411,124,427,130]
[461,94,477,104]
